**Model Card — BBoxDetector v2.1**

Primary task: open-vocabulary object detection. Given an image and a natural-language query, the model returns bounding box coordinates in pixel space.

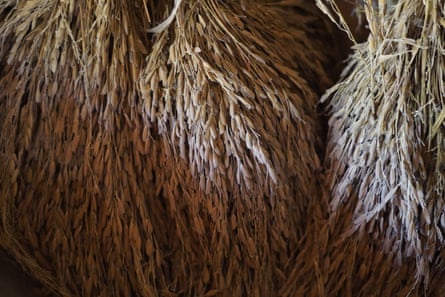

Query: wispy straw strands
[283,0,445,296]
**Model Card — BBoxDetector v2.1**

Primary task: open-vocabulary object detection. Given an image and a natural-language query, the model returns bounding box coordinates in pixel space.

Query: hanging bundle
[283,0,445,296]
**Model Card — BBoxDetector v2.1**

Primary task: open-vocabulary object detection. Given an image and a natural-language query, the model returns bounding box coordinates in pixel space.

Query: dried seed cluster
[282,1,445,296]
[0,0,335,296]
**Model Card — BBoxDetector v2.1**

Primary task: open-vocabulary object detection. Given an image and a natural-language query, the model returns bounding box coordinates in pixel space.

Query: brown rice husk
[0,0,336,296]
[282,0,445,296]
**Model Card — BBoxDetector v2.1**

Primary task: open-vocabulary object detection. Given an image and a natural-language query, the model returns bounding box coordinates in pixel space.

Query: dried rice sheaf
[0,0,335,296]
[282,0,445,296]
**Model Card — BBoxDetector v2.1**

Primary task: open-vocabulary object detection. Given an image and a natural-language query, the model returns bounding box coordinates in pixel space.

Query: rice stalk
[138,1,337,295]
[282,1,445,296]
[1,0,157,296]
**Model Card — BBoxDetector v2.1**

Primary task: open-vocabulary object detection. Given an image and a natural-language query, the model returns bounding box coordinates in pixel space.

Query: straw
[282,1,445,296]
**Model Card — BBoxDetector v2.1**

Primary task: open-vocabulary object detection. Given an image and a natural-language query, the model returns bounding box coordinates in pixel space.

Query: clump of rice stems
[0,0,337,296]
[326,0,445,278]
[138,0,337,295]
[1,0,155,296]
[282,0,445,296]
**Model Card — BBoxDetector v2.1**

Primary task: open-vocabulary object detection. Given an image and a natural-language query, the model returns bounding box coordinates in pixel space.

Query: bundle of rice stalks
[0,0,336,296]
[282,0,445,296]
[0,0,154,295]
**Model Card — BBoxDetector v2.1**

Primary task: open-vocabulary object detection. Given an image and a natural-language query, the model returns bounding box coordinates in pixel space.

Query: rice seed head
[297,0,445,296]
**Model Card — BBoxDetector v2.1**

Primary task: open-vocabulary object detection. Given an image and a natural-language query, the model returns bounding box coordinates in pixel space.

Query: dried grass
[282,0,445,296]
[0,0,336,296]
